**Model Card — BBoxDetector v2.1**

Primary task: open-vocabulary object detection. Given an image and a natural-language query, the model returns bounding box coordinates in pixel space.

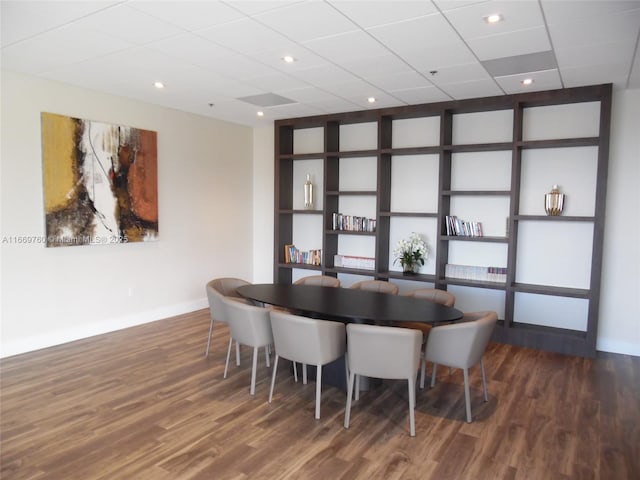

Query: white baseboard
[596,338,640,357]
[0,298,208,359]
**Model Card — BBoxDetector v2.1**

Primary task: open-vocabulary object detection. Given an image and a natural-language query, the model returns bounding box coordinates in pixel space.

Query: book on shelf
[445,215,483,237]
[445,264,507,283]
[284,244,321,266]
[331,213,376,232]
[334,254,375,270]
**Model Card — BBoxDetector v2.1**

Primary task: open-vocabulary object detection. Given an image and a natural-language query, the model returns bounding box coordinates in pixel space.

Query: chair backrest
[346,324,422,380]
[404,288,455,307]
[349,280,399,295]
[424,311,497,369]
[270,310,346,365]
[206,277,251,323]
[222,296,273,348]
[294,275,341,287]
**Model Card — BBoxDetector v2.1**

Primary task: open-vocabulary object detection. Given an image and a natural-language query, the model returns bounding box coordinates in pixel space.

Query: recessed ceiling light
[521,78,534,86]
[367,97,376,103]
[484,13,503,24]
[257,111,265,117]
[153,81,165,89]
[282,55,296,63]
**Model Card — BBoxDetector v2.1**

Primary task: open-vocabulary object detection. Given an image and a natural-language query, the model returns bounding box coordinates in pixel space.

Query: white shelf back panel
[339,156,377,190]
[523,102,600,141]
[293,159,324,210]
[338,195,377,218]
[452,109,513,144]
[516,221,593,289]
[388,217,438,275]
[293,127,324,154]
[448,241,508,268]
[339,122,377,151]
[514,292,588,331]
[338,234,376,258]
[292,269,325,284]
[451,151,511,191]
[392,116,440,148]
[391,155,439,212]
[292,214,323,252]
[519,147,598,216]
[448,285,506,319]
[450,196,510,237]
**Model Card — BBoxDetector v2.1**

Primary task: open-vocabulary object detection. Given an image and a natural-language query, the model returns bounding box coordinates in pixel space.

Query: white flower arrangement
[393,232,428,272]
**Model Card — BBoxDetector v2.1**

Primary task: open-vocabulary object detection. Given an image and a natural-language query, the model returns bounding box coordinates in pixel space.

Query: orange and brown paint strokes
[41,112,158,247]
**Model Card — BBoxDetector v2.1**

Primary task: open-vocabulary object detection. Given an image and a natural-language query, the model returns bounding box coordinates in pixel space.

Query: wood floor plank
[1,309,639,479]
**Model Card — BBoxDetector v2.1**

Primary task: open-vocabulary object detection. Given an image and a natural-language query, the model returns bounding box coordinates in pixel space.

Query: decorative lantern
[544,185,565,216]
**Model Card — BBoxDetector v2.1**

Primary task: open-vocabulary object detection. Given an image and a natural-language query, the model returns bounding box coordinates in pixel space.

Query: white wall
[251,126,274,283]
[250,89,640,356]
[0,71,254,357]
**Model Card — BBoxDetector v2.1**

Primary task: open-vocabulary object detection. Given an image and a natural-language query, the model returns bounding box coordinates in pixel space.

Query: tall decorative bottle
[304,174,314,209]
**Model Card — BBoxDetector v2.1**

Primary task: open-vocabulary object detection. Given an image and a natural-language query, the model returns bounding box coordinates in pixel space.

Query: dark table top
[237,284,463,325]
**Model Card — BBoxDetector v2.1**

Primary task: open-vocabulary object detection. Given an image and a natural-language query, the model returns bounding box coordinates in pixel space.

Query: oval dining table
[237,283,463,325]
[237,283,464,391]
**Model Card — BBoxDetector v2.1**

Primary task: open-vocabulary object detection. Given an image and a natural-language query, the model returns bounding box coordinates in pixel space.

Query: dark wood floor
[1,309,638,480]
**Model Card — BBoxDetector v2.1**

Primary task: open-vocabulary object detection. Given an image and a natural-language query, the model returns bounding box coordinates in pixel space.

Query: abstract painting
[41,112,158,247]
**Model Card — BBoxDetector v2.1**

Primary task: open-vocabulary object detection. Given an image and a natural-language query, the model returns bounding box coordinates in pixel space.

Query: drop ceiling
[1,0,639,127]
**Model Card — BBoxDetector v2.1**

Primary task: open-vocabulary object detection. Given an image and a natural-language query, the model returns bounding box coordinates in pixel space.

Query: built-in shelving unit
[274,84,612,358]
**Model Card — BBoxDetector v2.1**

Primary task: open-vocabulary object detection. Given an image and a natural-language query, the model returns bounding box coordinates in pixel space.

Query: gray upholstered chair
[344,324,422,436]
[349,280,399,295]
[222,297,274,395]
[424,311,497,422]
[269,310,346,419]
[205,278,252,360]
[395,288,456,385]
[294,275,341,287]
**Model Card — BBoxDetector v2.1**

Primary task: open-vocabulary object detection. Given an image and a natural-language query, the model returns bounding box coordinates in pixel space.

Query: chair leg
[293,361,298,382]
[463,367,472,423]
[481,358,488,402]
[268,355,279,403]
[408,377,416,437]
[264,345,270,368]
[205,319,214,357]
[344,353,350,390]
[223,336,233,378]
[302,363,308,385]
[235,342,241,366]
[420,356,426,389]
[250,346,258,396]
[430,363,438,388]
[355,375,360,401]
[344,371,356,429]
[315,364,322,419]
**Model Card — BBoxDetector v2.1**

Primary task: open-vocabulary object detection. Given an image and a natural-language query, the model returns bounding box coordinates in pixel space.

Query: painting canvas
[41,112,158,247]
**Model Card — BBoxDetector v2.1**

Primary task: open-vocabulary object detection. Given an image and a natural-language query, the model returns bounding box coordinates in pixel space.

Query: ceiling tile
[288,63,360,86]
[555,41,636,69]
[441,0,545,39]
[255,1,359,42]
[396,43,478,71]
[273,86,345,103]
[0,0,120,47]
[367,70,433,91]
[307,97,363,113]
[367,13,465,51]
[338,54,413,78]
[328,0,437,28]
[146,33,236,68]
[388,85,452,104]
[439,77,503,99]
[561,64,633,89]
[128,0,244,31]
[226,1,302,16]
[467,26,552,61]
[75,4,185,45]
[244,44,331,72]
[344,92,406,109]
[1,23,133,74]
[244,72,310,92]
[494,68,563,94]
[421,62,492,84]
[197,17,292,55]
[302,30,391,64]
[541,0,640,24]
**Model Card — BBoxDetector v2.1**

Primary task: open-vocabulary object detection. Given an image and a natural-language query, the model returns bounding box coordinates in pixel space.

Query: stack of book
[332,213,376,232]
[445,216,483,237]
[284,245,321,266]
[334,254,375,270]
[445,264,507,283]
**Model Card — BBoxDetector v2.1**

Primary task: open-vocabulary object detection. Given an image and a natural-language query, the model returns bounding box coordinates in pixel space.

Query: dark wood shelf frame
[274,83,612,358]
